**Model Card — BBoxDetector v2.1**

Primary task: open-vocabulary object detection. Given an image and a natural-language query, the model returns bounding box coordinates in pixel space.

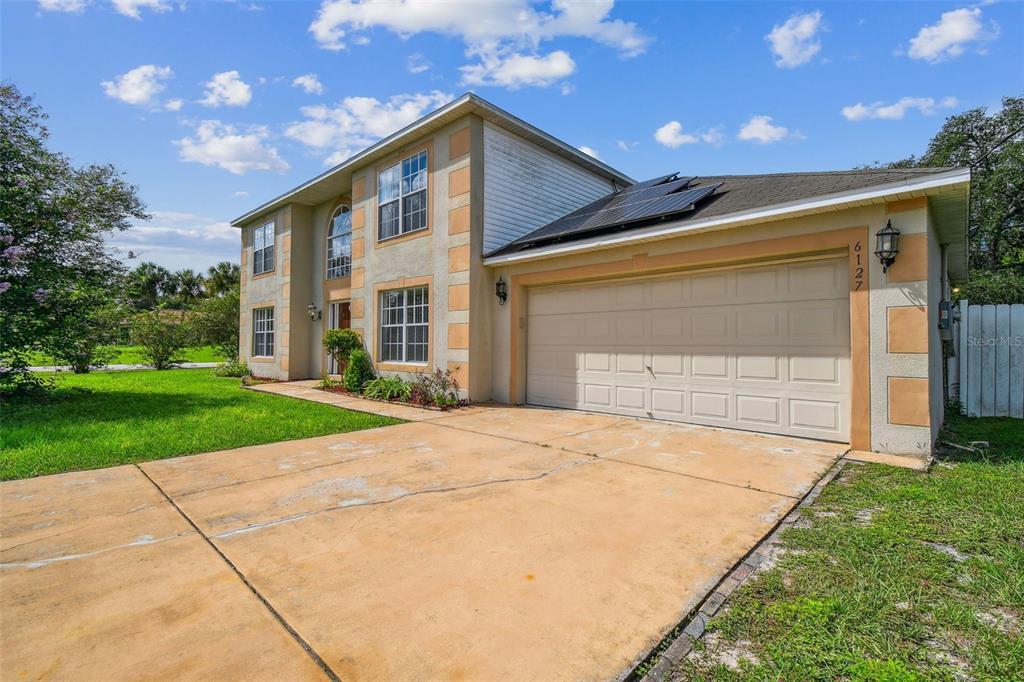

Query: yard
[673,413,1024,681]
[26,344,225,367]
[0,369,399,481]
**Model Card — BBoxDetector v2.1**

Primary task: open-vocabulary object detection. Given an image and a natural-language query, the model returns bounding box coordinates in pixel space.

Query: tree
[323,328,362,375]
[42,302,123,372]
[205,261,240,297]
[126,261,171,311]
[0,83,147,394]
[884,95,1024,271]
[192,285,240,361]
[130,310,191,369]
[167,268,205,308]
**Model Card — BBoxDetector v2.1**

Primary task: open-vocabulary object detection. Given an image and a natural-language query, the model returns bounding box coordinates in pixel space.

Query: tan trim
[281,282,290,300]
[886,197,927,214]
[448,361,469,390]
[350,297,364,319]
[448,166,470,198]
[323,280,351,306]
[352,206,365,230]
[251,269,276,280]
[508,225,872,450]
[249,303,276,361]
[371,275,433,371]
[325,201,353,281]
[886,233,927,283]
[448,322,469,350]
[352,237,364,259]
[448,244,470,273]
[888,377,930,426]
[373,140,435,249]
[448,283,470,311]
[351,267,365,289]
[887,306,928,353]
[448,205,470,235]
[352,176,366,201]
[449,127,471,160]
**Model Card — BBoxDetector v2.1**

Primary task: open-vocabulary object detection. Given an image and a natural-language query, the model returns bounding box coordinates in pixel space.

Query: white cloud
[616,140,637,152]
[292,73,324,95]
[111,0,172,19]
[841,96,959,121]
[577,145,599,159]
[101,64,173,107]
[200,71,252,107]
[653,121,724,149]
[285,91,453,166]
[109,211,238,271]
[737,115,796,144]
[308,0,648,89]
[460,50,575,89]
[38,0,88,12]
[232,190,249,197]
[176,120,289,174]
[654,121,698,148]
[907,8,996,62]
[407,53,431,74]
[765,10,823,68]
[560,83,575,96]
[164,98,184,111]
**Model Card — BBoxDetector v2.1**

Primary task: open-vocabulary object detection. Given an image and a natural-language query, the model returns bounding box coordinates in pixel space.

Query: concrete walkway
[29,362,221,373]
[1,394,848,681]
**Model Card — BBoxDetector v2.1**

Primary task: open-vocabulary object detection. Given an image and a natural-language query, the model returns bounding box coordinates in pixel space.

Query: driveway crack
[210,458,593,540]
[134,464,341,682]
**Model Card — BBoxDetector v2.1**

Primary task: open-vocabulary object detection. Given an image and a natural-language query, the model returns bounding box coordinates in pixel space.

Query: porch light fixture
[495,277,508,305]
[306,302,321,321]
[874,220,901,273]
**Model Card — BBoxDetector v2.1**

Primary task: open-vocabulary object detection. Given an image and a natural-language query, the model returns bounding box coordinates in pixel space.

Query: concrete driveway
[1,405,847,681]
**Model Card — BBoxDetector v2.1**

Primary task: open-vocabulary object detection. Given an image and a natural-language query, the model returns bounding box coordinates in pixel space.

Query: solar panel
[512,177,721,247]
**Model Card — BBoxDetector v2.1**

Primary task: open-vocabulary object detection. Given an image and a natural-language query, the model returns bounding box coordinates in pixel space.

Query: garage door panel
[527,259,851,441]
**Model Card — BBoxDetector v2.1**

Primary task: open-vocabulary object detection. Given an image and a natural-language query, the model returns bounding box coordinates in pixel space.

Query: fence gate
[955,300,1024,418]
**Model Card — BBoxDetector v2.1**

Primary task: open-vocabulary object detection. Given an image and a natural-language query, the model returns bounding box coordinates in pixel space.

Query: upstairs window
[379,286,428,364]
[326,205,352,279]
[378,150,428,241]
[252,222,275,275]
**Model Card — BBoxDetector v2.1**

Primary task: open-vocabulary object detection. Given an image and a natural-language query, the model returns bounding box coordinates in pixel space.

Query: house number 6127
[853,241,865,290]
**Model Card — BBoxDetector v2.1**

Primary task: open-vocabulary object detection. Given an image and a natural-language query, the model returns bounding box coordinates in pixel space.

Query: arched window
[326,205,352,279]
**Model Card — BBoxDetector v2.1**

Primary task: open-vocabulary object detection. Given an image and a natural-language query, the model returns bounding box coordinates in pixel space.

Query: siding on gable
[482,122,616,254]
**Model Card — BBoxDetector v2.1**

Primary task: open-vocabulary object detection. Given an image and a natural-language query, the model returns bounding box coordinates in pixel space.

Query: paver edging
[626,455,853,682]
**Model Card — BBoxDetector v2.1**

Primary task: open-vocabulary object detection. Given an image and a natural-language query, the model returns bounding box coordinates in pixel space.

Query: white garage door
[526,258,851,441]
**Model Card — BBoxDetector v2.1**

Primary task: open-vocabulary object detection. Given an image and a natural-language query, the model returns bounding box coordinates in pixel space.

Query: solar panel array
[509,174,721,248]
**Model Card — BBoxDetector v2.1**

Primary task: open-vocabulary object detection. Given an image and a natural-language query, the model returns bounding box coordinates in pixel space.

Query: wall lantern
[306,303,321,321]
[874,220,901,273]
[495,277,508,305]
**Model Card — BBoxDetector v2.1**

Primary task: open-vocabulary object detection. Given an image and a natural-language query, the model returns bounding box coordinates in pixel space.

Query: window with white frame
[252,222,275,275]
[252,307,274,357]
[379,286,428,363]
[378,150,428,241]
[326,205,352,279]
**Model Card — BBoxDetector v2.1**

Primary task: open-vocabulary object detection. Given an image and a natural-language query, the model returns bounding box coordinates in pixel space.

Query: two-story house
[233,93,970,457]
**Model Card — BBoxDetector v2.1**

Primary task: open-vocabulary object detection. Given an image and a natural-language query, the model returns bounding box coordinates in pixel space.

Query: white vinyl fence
[954,300,1024,418]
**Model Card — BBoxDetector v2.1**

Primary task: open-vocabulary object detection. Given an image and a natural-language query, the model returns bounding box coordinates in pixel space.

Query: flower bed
[316,368,468,411]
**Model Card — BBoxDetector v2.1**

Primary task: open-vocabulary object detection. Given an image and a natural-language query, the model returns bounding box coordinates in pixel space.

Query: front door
[326,300,351,375]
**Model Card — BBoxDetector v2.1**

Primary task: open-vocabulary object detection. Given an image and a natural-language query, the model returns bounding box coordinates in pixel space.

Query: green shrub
[323,329,363,374]
[318,373,341,390]
[192,286,240,362]
[362,375,412,401]
[343,349,374,393]
[409,368,463,408]
[130,310,191,369]
[954,268,1024,305]
[214,359,250,377]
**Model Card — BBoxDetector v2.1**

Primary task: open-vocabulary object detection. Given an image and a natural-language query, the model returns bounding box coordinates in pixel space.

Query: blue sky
[3,0,1021,270]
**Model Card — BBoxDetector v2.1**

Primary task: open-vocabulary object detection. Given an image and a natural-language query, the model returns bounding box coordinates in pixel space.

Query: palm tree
[168,269,205,308]
[205,261,240,297]
[128,262,171,310]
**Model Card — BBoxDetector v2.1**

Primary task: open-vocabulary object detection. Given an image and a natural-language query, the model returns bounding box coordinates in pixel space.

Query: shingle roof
[486,167,958,258]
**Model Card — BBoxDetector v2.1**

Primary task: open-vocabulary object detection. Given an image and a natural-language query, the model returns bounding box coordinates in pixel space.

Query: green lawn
[26,344,225,366]
[674,413,1024,681]
[0,369,400,480]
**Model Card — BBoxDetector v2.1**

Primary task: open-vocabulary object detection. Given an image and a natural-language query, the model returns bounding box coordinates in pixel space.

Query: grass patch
[0,369,400,480]
[26,344,225,366]
[673,413,1024,681]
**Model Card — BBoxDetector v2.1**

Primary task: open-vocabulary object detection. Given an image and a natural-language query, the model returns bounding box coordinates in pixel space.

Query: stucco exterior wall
[238,205,292,380]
